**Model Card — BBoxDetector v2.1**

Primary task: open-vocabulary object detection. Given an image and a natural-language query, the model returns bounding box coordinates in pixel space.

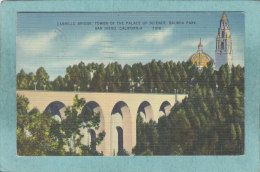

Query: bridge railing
[16,89,189,96]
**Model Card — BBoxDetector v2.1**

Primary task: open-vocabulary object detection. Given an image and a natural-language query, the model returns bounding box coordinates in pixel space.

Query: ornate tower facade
[215,12,232,70]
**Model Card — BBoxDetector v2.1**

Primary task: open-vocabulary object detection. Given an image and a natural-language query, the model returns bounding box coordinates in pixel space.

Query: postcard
[0,1,259,172]
[16,12,245,156]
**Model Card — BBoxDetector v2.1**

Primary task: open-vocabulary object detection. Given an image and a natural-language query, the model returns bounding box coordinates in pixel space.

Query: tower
[215,12,232,70]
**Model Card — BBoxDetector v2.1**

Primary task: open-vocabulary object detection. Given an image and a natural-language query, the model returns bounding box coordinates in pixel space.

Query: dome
[188,39,213,69]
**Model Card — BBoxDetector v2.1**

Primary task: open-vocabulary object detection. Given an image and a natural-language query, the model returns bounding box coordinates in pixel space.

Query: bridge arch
[159,101,172,117]
[111,101,132,155]
[111,101,129,117]
[80,101,105,153]
[137,101,154,122]
[81,101,105,130]
[44,101,66,121]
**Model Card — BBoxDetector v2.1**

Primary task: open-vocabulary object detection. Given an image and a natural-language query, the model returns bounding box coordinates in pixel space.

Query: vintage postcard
[16,12,245,156]
[0,0,259,171]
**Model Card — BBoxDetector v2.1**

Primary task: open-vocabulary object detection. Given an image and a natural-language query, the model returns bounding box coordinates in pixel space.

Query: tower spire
[198,38,203,51]
[221,12,227,21]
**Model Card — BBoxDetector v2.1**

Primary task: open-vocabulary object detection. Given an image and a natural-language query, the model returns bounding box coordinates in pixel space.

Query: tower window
[221,42,224,49]
[222,31,224,38]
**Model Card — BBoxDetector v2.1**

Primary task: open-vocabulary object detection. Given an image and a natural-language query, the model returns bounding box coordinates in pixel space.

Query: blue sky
[17,12,244,80]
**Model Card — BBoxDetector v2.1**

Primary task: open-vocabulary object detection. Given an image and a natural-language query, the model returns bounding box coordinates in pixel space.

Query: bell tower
[215,12,232,70]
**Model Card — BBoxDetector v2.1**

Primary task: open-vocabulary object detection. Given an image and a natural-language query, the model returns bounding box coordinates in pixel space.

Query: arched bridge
[16,90,187,156]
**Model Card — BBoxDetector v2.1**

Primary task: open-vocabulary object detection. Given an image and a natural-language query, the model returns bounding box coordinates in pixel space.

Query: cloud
[131,27,173,45]
[17,30,59,56]
[81,32,109,49]
[109,47,147,59]
[51,32,111,58]
[80,33,149,60]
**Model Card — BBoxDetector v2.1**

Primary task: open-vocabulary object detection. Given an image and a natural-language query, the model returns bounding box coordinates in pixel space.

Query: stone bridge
[16,90,187,156]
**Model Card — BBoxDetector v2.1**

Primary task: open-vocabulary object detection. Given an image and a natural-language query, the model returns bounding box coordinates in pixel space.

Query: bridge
[16,90,187,156]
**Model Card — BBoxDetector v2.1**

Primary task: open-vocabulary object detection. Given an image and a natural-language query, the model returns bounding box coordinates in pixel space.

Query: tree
[53,95,106,155]
[169,144,183,155]
[157,115,171,155]
[52,76,65,91]
[91,64,106,92]
[17,94,59,155]
[117,149,130,156]
[17,69,29,89]
[121,65,132,92]
[132,114,147,155]
[132,114,158,155]
[35,67,49,90]
[27,72,35,90]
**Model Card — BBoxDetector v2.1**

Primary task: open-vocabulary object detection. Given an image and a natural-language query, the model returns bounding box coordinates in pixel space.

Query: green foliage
[17,61,244,156]
[36,67,49,90]
[140,149,153,155]
[17,95,59,155]
[132,114,159,155]
[16,61,244,96]
[16,69,29,90]
[17,94,105,156]
[169,144,183,155]
[117,149,130,156]
[16,94,29,116]
[162,65,244,155]
[14,60,201,93]
[133,64,244,155]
